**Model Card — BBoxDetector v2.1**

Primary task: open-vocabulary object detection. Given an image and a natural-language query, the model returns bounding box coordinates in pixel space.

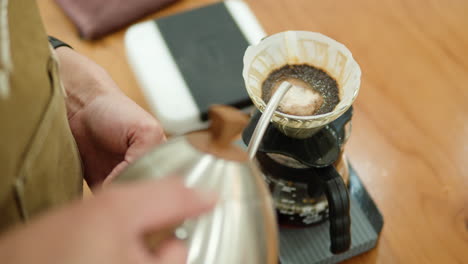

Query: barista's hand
[0,178,216,264]
[55,47,166,187]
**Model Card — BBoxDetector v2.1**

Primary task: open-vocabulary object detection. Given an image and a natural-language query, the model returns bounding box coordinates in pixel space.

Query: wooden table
[38,0,468,263]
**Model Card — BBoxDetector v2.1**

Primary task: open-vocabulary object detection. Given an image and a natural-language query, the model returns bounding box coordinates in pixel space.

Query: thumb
[103,160,129,186]
[126,121,167,163]
[104,124,166,185]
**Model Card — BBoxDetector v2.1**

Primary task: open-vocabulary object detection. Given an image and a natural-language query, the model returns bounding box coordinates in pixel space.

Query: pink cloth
[55,0,179,40]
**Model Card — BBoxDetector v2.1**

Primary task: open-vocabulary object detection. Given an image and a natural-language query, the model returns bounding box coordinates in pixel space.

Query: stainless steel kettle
[115,105,278,264]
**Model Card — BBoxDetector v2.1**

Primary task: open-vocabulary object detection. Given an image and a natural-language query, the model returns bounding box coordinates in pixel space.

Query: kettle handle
[208,105,249,148]
[187,105,250,162]
[318,166,351,254]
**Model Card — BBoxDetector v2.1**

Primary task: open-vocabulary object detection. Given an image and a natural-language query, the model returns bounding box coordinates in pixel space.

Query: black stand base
[278,166,384,264]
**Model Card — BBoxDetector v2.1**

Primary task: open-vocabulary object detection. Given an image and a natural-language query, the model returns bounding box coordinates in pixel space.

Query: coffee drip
[242,31,361,254]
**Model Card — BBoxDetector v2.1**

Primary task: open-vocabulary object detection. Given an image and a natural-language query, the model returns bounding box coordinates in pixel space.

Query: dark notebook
[155,2,253,120]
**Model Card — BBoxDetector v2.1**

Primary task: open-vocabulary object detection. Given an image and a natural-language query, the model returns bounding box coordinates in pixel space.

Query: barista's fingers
[98,177,217,231]
[152,238,188,264]
[103,139,157,186]
[103,160,129,186]
[104,126,166,186]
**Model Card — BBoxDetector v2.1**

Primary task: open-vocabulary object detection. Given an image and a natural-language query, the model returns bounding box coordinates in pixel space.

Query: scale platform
[278,165,384,264]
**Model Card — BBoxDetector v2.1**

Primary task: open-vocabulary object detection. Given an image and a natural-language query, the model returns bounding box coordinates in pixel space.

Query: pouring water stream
[247,81,293,160]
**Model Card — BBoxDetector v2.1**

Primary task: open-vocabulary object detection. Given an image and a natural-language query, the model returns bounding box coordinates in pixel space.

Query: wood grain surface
[37,0,468,263]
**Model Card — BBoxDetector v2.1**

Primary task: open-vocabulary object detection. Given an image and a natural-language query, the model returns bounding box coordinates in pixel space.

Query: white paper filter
[242,31,361,138]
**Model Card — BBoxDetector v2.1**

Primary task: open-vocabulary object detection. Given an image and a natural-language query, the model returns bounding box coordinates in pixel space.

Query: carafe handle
[318,166,351,254]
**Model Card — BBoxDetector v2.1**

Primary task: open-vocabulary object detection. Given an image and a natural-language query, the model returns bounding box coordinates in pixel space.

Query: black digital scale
[125,1,384,263]
[277,165,383,263]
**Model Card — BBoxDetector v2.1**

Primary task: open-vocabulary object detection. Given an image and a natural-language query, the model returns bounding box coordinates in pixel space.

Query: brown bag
[55,0,180,40]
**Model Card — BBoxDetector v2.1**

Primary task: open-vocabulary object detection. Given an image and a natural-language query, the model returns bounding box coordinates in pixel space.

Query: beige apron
[0,0,82,233]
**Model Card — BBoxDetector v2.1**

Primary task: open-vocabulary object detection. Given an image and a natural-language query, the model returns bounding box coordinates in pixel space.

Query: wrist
[55,48,120,120]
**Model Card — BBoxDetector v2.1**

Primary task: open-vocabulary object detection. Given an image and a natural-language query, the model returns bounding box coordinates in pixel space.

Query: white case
[125,0,266,135]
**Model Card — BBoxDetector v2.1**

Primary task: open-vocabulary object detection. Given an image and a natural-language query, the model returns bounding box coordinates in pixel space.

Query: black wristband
[48,36,72,49]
